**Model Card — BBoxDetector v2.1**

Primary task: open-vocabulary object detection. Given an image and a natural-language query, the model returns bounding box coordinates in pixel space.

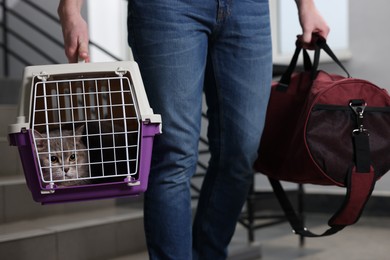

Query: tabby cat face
[34,125,89,186]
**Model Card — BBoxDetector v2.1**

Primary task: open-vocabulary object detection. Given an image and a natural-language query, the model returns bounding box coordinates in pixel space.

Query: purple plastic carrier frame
[9,122,160,204]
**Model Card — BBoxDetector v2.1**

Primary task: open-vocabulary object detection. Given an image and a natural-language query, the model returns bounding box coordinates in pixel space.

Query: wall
[87,0,130,62]
[345,0,389,89]
[271,0,350,63]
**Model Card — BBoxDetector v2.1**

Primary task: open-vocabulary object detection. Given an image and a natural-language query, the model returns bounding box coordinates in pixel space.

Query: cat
[34,125,90,187]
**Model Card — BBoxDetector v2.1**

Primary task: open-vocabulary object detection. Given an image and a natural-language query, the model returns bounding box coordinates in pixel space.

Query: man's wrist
[58,0,83,20]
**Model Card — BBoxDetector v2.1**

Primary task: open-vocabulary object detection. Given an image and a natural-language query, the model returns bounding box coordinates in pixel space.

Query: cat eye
[69,154,76,161]
[50,156,59,163]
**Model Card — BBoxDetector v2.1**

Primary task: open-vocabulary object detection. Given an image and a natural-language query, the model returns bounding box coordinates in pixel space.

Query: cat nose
[64,167,70,173]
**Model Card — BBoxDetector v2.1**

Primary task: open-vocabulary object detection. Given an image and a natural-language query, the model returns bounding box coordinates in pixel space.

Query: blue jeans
[128,0,272,259]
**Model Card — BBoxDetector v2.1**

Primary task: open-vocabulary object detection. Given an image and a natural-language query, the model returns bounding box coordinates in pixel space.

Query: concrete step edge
[0,204,143,243]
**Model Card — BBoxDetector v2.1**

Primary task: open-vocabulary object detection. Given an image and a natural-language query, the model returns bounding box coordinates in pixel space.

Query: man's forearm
[57,0,89,63]
[58,0,84,20]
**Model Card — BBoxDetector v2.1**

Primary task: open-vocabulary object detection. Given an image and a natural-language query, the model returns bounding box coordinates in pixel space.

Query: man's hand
[295,0,330,49]
[58,0,90,63]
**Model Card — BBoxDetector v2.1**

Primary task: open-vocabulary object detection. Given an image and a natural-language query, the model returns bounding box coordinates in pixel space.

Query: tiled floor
[114,213,390,260]
[230,214,390,260]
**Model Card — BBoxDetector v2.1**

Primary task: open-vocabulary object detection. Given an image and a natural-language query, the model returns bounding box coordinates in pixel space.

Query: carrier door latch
[36,72,50,81]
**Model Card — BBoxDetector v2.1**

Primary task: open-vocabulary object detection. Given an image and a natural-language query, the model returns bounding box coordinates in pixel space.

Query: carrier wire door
[9,61,161,204]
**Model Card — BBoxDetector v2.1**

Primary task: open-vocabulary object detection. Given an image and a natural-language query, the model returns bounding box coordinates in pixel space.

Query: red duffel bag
[254,36,390,237]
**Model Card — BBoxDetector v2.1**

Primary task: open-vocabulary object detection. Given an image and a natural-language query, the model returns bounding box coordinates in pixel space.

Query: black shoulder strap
[268,177,345,237]
[268,162,376,238]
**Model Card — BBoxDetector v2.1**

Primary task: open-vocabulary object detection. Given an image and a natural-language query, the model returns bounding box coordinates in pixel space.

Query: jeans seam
[198,48,227,258]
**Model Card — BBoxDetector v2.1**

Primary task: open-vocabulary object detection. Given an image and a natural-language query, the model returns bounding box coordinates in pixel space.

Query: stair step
[111,251,149,260]
[0,104,23,178]
[111,246,262,260]
[0,202,146,260]
[0,205,142,242]
[0,78,21,105]
[109,227,262,260]
[0,176,135,224]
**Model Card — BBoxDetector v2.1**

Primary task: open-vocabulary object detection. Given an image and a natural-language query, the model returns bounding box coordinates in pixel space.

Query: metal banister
[0,0,121,76]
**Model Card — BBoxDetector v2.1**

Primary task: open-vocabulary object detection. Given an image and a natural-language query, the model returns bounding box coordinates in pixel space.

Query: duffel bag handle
[308,34,351,78]
[278,34,351,90]
[277,40,312,90]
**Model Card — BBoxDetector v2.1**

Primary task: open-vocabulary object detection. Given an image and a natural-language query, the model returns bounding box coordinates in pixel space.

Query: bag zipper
[313,104,390,112]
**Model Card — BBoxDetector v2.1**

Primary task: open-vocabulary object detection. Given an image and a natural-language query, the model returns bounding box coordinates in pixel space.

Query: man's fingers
[77,40,90,62]
[302,31,312,45]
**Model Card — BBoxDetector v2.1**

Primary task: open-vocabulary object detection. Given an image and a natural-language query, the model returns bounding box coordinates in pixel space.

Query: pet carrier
[8,61,161,204]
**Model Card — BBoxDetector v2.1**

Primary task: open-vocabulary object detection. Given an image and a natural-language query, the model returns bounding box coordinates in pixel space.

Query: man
[58,0,329,259]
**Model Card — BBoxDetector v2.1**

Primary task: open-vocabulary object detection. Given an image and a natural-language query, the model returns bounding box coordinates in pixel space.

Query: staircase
[0,78,147,260]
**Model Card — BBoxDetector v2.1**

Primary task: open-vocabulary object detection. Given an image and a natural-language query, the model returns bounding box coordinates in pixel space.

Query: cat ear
[33,129,43,138]
[75,125,85,136]
[33,130,45,150]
